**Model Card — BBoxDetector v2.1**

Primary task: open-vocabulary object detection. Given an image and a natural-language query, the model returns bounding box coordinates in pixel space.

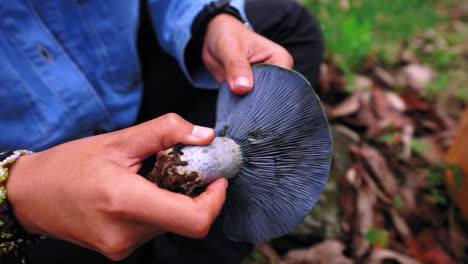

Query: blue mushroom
[149,64,332,243]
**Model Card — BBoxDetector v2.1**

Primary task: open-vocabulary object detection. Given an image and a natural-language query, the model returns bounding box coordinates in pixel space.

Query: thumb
[220,45,254,95]
[110,113,215,160]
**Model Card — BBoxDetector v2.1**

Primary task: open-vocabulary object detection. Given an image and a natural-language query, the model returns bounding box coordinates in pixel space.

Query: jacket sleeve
[146,0,249,89]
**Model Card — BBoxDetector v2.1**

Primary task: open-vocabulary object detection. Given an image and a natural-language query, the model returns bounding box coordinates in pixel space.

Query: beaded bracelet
[0,150,43,260]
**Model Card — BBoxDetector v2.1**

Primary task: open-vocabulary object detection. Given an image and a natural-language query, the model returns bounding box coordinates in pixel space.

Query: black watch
[191,0,245,37]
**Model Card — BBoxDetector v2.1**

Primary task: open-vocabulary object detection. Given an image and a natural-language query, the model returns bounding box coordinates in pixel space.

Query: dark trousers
[18,1,323,263]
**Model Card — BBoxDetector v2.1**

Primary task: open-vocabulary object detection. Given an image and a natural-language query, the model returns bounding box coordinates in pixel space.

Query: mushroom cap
[215,64,332,242]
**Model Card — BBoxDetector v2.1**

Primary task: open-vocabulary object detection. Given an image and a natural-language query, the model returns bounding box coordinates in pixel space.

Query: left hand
[203,14,293,95]
[7,114,226,260]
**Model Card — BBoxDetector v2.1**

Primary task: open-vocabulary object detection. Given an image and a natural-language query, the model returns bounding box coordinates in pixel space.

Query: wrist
[1,151,42,255]
[186,0,246,76]
[192,0,244,38]
[6,153,34,232]
[206,13,246,33]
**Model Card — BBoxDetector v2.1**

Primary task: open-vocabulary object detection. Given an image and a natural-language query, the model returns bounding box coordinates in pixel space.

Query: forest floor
[244,1,468,263]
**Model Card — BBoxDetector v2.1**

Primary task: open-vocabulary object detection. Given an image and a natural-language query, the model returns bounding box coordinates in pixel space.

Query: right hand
[7,113,227,260]
[202,14,293,95]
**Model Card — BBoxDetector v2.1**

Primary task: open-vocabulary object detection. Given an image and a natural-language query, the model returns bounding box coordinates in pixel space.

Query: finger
[217,43,253,95]
[248,39,294,69]
[193,178,227,217]
[110,113,215,160]
[121,176,227,238]
[202,48,226,84]
[263,46,294,69]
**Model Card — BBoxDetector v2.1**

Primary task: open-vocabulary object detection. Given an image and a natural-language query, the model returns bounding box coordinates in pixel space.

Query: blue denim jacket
[0,0,247,151]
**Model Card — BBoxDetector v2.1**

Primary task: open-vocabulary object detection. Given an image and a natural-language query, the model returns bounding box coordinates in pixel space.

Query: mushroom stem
[149,137,242,196]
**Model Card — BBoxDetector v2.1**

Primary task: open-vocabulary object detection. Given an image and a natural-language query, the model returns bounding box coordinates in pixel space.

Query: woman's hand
[7,113,227,260]
[203,14,293,95]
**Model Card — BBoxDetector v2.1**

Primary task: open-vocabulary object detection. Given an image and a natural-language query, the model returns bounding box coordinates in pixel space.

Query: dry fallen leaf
[365,249,420,264]
[401,64,435,93]
[401,93,431,112]
[288,7,468,263]
[352,145,400,196]
[340,166,358,234]
[374,67,397,87]
[330,93,361,118]
[255,243,282,264]
[352,185,376,258]
[283,240,353,264]
[416,136,443,164]
[357,162,392,204]
[352,75,373,92]
[388,208,412,241]
[420,247,457,264]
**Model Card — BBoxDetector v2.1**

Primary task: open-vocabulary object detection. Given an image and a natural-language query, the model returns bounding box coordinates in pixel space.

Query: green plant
[456,86,468,102]
[375,132,397,144]
[426,72,450,98]
[393,194,404,209]
[410,138,430,153]
[241,250,267,264]
[305,0,442,91]
[425,162,464,205]
[365,226,389,246]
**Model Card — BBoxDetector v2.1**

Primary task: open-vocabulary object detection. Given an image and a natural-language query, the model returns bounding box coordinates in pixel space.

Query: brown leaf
[401,93,431,112]
[399,49,419,64]
[416,136,443,164]
[319,63,331,95]
[384,90,407,113]
[401,64,435,93]
[352,75,373,92]
[420,248,457,264]
[414,229,438,253]
[255,243,282,264]
[399,186,417,217]
[389,208,412,241]
[421,119,441,132]
[356,162,392,204]
[352,234,371,260]
[352,183,376,258]
[330,94,361,118]
[354,145,400,197]
[365,249,420,264]
[374,67,397,88]
[400,124,415,160]
[355,92,383,139]
[407,228,460,264]
[447,217,468,261]
[333,125,361,143]
[340,166,358,234]
[373,86,405,121]
[321,63,346,95]
[283,240,353,264]
[445,108,468,220]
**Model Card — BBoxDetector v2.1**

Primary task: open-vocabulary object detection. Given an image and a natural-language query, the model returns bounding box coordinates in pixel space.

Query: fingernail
[225,179,229,189]
[234,77,251,89]
[192,125,214,138]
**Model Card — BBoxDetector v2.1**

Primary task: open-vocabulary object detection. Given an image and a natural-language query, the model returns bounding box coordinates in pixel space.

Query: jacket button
[37,43,53,63]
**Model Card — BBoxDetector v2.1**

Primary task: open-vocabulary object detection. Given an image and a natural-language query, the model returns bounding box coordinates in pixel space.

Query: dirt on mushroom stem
[149,144,204,196]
